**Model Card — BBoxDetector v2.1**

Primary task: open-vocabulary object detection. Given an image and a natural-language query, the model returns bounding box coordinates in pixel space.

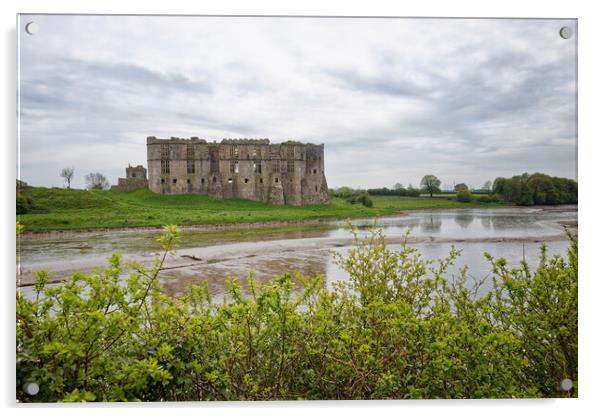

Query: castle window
[201,178,205,185]
[187,160,195,174]
[213,177,217,183]
[160,144,170,159]
[252,147,258,157]
[232,147,239,158]
[235,162,239,174]
[161,178,165,184]
[287,160,294,173]
[230,161,235,173]
[187,144,194,159]
[313,169,317,174]
[228,178,233,184]
[244,178,249,183]
[172,178,177,184]
[161,159,170,174]
[187,179,191,184]
[275,178,279,183]
[287,146,294,159]
[315,185,318,192]
[132,173,136,178]
[272,161,280,173]
[260,178,263,184]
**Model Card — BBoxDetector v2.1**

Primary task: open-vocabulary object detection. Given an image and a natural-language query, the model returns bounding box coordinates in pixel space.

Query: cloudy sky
[18,15,577,190]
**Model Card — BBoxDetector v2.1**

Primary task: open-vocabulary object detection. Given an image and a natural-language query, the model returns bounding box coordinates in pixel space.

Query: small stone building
[111,165,148,192]
[146,136,330,205]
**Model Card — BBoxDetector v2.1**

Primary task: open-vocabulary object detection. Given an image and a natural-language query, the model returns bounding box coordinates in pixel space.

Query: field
[18,187,501,232]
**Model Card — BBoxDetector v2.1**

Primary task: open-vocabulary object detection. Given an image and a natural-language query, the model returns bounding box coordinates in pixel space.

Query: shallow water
[18,206,577,299]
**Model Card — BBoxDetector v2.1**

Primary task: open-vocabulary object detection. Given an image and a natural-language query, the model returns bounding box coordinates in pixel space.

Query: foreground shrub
[16,225,577,402]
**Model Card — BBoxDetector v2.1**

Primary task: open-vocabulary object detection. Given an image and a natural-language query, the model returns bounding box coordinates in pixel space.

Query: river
[17,206,577,299]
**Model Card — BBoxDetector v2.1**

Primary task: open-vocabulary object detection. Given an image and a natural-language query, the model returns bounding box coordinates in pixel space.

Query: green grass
[17,187,503,232]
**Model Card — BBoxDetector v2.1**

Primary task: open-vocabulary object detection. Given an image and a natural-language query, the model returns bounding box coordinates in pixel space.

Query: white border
[3,1,601,415]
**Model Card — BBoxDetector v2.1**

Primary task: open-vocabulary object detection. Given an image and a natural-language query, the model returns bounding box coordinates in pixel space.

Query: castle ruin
[146,136,330,205]
[111,164,148,192]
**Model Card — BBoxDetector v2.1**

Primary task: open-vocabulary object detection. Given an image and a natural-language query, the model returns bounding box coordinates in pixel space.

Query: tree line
[492,173,577,206]
[332,172,576,206]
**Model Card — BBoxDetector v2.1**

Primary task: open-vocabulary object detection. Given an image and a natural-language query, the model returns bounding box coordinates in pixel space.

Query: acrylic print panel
[16,15,577,402]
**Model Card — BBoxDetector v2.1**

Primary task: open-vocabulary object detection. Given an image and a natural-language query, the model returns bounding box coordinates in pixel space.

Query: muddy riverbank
[17,206,577,293]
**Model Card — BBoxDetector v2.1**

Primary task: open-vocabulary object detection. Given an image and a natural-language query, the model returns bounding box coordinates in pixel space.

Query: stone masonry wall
[146,136,329,205]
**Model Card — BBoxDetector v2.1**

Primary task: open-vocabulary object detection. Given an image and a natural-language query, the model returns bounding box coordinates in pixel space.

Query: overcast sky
[18,15,577,190]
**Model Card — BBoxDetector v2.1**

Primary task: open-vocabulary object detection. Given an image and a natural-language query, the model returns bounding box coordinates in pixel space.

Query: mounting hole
[560,378,573,391]
[25,22,39,35]
[559,26,573,39]
[24,382,39,395]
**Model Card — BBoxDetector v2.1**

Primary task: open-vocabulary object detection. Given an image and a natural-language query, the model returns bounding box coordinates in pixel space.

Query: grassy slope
[18,187,500,232]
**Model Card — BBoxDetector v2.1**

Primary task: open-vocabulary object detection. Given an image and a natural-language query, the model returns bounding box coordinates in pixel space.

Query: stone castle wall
[146,136,330,205]
[111,165,148,192]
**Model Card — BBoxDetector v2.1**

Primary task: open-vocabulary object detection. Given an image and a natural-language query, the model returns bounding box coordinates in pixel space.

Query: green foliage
[492,173,577,206]
[346,191,373,208]
[456,187,473,202]
[17,223,577,401]
[420,175,442,197]
[367,186,421,197]
[331,186,355,198]
[486,231,578,397]
[454,183,469,192]
[474,194,501,203]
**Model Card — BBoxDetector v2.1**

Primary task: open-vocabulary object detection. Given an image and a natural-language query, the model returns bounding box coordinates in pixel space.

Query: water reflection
[454,212,474,229]
[420,213,442,233]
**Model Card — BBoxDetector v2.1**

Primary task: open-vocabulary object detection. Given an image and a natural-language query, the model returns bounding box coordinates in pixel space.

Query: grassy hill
[17,187,500,232]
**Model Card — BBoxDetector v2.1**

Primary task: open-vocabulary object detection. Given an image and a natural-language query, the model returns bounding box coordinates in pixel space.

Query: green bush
[475,194,501,203]
[16,225,577,401]
[456,188,472,202]
[347,191,373,207]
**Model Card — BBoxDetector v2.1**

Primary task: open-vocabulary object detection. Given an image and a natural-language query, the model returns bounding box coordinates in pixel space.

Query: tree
[492,177,506,195]
[420,175,441,198]
[482,180,492,193]
[456,187,473,202]
[60,167,75,189]
[85,172,110,190]
[394,183,404,190]
[454,183,469,192]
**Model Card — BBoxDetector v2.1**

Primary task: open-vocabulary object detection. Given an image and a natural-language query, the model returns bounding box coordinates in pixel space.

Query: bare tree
[85,172,110,190]
[60,166,75,189]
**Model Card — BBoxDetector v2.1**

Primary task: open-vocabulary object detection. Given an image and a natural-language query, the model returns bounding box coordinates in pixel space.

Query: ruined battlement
[146,136,329,205]
[221,138,270,145]
[111,164,148,192]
